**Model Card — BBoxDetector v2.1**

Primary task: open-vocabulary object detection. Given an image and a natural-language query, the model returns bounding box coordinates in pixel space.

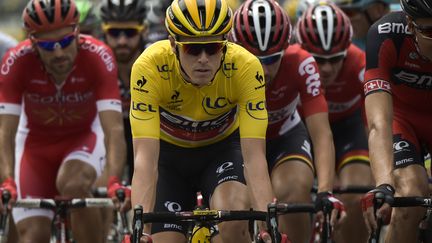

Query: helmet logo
[252,1,272,51]
[315,5,334,51]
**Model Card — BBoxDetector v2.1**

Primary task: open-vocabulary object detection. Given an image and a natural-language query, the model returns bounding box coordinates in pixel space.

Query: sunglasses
[313,52,347,64]
[31,33,76,51]
[412,21,432,39]
[258,51,284,65]
[175,41,227,56]
[102,24,145,38]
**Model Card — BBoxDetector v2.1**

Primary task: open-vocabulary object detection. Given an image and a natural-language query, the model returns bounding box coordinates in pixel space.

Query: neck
[118,51,140,83]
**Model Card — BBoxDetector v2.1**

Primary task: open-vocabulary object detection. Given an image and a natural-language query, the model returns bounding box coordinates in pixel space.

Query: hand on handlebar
[122,233,152,243]
[107,176,131,212]
[361,184,394,233]
[315,191,346,228]
[256,230,288,243]
[0,177,17,212]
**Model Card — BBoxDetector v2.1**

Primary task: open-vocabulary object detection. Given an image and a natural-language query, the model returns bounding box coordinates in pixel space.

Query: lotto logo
[363,79,392,96]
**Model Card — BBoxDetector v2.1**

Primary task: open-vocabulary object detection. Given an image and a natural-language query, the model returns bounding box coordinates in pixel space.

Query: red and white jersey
[325,44,365,122]
[0,35,121,136]
[266,44,328,139]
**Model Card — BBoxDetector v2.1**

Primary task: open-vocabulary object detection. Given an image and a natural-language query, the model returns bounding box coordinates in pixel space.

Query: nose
[117,34,129,45]
[197,50,209,63]
[318,61,333,73]
[52,44,66,57]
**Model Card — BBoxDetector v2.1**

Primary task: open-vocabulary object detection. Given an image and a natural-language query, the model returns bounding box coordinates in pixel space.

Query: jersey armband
[0,103,21,115]
[363,79,392,96]
[96,99,122,112]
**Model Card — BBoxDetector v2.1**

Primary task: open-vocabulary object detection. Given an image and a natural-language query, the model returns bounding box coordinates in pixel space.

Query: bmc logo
[378,22,410,34]
[393,70,432,89]
[298,57,321,96]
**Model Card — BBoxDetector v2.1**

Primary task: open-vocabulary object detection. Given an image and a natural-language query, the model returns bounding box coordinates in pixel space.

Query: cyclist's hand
[257,230,289,243]
[140,233,153,243]
[0,177,17,212]
[122,233,152,243]
[107,176,131,212]
[361,184,394,233]
[315,192,346,228]
[256,230,272,243]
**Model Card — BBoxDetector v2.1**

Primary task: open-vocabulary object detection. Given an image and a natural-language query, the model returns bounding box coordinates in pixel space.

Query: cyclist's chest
[159,80,237,120]
[23,72,96,106]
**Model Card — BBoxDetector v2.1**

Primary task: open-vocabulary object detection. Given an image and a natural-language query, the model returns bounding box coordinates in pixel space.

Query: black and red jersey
[364,11,432,113]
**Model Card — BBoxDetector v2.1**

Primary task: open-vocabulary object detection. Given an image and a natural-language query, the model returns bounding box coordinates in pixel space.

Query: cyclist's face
[171,35,225,87]
[410,18,432,60]
[104,21,144,63]
[315,56,345,87]
[32,26,78,77]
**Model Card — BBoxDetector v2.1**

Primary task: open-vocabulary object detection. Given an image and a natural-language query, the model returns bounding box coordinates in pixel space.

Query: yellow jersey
[130,40,268,148]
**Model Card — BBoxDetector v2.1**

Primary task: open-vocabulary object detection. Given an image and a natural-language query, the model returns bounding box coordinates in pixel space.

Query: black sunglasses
[258,52,284,65]
[313,53,346,64]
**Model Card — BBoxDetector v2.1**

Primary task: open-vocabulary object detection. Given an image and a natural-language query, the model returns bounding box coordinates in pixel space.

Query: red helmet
[23,0,79,34]
[296,2,352,55]
[231,0,291,56]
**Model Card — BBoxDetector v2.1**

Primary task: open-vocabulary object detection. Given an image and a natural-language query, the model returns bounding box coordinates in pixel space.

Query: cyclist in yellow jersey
[130,0,275,242]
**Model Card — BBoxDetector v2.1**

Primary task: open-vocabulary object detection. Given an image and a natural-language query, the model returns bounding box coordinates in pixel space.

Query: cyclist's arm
[99,110,126,179]
[305,112,335,192]
[0,115,18,180]
[132,138,159,233]
[241,138,273,212]
[364,91,393,186]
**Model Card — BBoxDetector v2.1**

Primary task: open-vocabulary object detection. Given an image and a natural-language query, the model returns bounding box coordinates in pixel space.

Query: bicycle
[0,190,116,243]
[369,196,432,243]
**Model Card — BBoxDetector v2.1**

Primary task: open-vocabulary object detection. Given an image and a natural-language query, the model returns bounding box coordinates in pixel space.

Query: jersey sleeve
[0,45,27,115]
[363,15,397,96]
[296,55,328,117]
[236,57,268,139]
[129,52,161,139]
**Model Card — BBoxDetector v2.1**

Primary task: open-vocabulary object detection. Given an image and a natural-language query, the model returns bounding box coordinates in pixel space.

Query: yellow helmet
[165,0,233,38]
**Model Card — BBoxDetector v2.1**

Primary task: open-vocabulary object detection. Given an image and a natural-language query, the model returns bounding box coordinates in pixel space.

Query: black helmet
[400,0,432,19]
[100,0,147,23]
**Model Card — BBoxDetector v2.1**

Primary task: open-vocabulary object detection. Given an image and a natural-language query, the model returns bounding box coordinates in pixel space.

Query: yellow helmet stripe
[205,0,216,29]
[185,0,202,30]
[170,1,196,35]
[166,15,189,36]
[208,3,230,33]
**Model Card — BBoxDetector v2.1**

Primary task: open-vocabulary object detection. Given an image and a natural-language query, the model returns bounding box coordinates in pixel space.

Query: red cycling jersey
[325,44,365,122]
[0,35,121,223]
[0,35,121,135]
[266,44,328,139]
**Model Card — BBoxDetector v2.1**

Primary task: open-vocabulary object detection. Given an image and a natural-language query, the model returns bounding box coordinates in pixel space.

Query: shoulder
[225,42,260,64]
[368,11,411,45]
[78,35,116,72]
[1,40,35,76]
